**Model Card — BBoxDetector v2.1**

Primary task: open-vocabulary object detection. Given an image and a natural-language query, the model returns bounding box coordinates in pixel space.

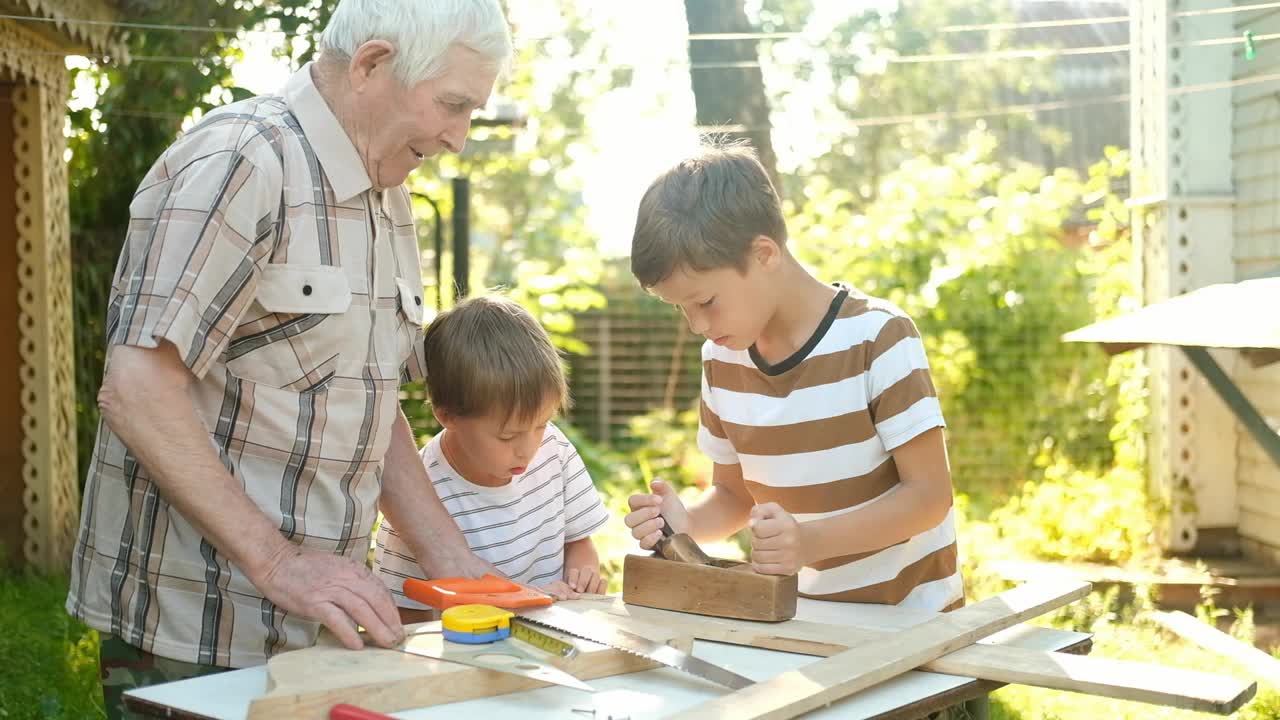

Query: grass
[0,570,103,720]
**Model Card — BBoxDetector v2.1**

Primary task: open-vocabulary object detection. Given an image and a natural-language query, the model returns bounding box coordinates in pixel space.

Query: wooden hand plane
[623,511,798,622]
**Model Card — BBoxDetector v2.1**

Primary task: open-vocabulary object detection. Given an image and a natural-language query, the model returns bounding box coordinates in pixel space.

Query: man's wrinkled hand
[254,546,404,651]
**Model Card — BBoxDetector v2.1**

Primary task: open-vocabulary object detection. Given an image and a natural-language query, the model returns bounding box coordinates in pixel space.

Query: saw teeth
[521,619,655,659]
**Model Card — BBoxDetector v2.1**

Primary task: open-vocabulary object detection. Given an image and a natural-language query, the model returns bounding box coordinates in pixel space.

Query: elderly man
[66,1,513,715]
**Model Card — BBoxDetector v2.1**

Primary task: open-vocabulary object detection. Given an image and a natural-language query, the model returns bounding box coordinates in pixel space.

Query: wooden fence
[565,282,703,447]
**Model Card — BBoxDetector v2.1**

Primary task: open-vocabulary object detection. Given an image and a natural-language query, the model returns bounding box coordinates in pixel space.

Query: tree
[68,2,251,232]
[683,0,780,190]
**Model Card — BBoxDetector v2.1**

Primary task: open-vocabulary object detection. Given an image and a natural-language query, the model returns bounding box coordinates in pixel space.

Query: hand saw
[404,575,755,690]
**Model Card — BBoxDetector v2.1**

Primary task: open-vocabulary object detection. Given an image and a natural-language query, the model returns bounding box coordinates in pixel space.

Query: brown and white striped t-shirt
[698,285,962,611]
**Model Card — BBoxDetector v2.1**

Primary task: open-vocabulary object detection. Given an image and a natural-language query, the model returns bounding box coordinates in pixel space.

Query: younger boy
[623,144,963,611]
[375,295,610,620]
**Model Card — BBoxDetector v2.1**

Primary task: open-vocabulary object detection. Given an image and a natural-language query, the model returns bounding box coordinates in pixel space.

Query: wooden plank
[245,607,691,720]
[927,644,1254,715]
[665,580,1093,720]
[599,600,1252,714]
[1150,610,1280,684]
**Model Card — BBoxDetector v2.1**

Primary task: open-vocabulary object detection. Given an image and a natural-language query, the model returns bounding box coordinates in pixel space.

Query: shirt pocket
[225,264,353,392]
[388,276,425,380]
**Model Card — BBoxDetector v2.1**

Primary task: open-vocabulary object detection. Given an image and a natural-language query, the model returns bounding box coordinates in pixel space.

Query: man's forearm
[100,344,291,581]
[379,410,493,578]
[800,484,952,566]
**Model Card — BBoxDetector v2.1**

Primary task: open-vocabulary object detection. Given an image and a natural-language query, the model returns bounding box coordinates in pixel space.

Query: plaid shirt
[66,64,427,668]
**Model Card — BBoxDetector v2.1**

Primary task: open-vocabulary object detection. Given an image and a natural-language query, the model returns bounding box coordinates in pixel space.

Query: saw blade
[515,606,755,690]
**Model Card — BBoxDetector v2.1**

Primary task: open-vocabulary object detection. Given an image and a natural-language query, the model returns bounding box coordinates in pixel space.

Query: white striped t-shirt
[374,423,610,609]
[698,284,963,611]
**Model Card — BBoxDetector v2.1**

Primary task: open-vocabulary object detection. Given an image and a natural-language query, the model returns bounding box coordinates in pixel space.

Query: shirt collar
[282,62,373,203]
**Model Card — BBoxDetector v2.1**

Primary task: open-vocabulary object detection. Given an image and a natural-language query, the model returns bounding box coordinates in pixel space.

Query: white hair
[318,0,513,87]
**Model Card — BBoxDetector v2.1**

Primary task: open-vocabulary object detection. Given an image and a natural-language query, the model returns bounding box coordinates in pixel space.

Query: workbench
[125,596,1090,719]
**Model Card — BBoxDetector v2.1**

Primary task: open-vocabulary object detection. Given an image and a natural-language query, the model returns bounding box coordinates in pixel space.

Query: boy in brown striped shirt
[623,144,963,611]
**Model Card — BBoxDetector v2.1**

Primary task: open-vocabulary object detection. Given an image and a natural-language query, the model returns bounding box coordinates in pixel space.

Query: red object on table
[329,703,398,720]
[402,574,554,610]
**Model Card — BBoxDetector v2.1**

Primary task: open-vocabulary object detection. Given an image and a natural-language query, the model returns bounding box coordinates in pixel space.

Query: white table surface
[126,597,1090,719]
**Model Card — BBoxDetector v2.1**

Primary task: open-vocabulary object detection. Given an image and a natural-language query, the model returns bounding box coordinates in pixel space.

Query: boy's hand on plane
[749,502,804,576]
[624,478,690,550]
[565,565,606,594]
[537,579,581,601]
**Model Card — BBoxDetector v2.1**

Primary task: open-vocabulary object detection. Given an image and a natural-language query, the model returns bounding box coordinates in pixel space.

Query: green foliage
[791,133,1135,504]
[67,2,251,233]
[756,0,1054,203]
[627,405,711,490]
[405,1,612,323]
[504,250,607,356]
[0,570,103,719]
[988,462,1155,564]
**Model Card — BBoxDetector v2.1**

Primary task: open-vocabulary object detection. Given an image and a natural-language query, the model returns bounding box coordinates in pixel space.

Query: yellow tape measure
[511,621,579,659]
[441,604,513,643]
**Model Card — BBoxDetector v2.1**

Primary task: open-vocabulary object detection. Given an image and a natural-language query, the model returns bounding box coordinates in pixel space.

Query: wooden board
[597,600,1254,714]
[121,595,1093,720]
[1150,610,1280,683]
[246,606,692,720]
[623,552,798,621]
[667,579,1093,720]
[604,599,1252,714]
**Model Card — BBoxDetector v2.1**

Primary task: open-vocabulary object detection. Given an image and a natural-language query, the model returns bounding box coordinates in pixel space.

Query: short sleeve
[109,145,280,379]
[696,349,740,465]
[866,314,946,450]
[555,427,610,542]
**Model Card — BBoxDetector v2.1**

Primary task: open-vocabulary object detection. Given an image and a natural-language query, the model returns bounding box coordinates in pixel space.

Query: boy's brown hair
[423,294,569,423]
[631,142,787,288]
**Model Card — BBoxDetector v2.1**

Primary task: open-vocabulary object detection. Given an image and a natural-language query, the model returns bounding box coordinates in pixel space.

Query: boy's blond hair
[630,142,787,288]
[423,294,569,423]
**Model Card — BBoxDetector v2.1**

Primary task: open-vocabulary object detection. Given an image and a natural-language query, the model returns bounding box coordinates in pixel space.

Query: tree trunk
[684,0,781,194]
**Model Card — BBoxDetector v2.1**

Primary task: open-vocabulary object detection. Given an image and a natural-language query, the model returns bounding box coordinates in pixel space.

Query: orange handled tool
[403,574,554,610]
[329,703,397,720]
